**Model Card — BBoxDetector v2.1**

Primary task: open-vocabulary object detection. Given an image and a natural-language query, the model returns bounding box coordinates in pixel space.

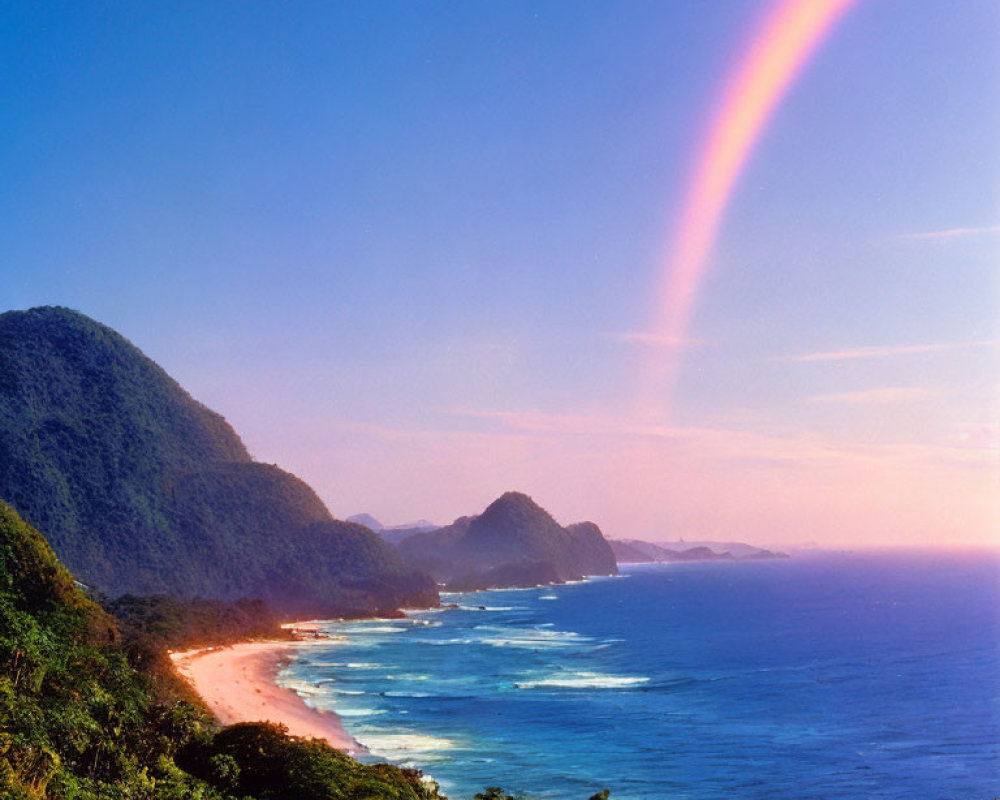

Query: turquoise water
[278,552,1000,799]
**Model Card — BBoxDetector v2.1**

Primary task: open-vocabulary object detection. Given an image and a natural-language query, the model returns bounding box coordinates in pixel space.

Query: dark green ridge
[0,306,436,617]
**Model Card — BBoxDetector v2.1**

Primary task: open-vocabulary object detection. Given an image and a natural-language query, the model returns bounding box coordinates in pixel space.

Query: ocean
[278,551,1000,799]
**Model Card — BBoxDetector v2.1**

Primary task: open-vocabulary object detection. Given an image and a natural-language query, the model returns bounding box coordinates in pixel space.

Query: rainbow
[640,0,857,419]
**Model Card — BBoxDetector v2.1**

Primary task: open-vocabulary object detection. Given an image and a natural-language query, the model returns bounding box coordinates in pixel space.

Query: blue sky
[2,1,997,545]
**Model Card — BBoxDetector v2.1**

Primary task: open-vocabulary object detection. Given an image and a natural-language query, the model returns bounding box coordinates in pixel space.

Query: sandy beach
[170,641,362,753]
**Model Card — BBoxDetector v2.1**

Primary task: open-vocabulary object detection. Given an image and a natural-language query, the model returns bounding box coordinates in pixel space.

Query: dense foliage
[103,594,290,705]
[0,306,436,617]
[179,722,442,800]
[0,500,206,798]
[398,492,617,588]
[108,595,287,655]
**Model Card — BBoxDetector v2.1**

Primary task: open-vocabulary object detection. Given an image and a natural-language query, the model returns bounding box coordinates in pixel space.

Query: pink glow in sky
[642,0,857,419]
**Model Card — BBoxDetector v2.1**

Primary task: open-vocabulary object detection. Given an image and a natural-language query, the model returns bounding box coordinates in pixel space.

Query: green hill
[398,492,617,589]
[0,306,435,617]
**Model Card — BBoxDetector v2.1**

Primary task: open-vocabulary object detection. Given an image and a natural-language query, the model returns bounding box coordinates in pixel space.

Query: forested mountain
[0,307,435,617]
[398,492,617,589]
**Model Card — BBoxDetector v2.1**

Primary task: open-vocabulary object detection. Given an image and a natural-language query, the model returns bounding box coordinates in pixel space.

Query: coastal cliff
[0,306,436,617]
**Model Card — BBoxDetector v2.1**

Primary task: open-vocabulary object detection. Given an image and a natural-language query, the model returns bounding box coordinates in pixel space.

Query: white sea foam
[515,671,650,690]
[363,617,441,628]
[335,707,387,717]
[339,625,409,634]
[291,637,346,647]
[360,732,458,765]
[478,637,581,649]
[458,605,522,612]
[538,594,558,600]
[473,625,592,649]
[410,637,478,646]
[280,679,322,696]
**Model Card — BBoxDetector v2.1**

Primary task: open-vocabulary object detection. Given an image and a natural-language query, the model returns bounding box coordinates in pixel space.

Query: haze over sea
[280,552,999,800]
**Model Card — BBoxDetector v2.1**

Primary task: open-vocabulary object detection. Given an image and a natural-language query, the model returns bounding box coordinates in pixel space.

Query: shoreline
[170,638,364,755]
[168,582,605,763]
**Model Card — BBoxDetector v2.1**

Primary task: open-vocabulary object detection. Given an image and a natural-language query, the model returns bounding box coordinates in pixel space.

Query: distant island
[609,538,789,564]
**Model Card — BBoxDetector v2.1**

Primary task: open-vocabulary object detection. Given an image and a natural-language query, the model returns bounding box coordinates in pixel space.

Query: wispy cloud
[441,407,666,439]
[895,224,1000,241]
[609,332,704,348]
[807,387,930,406]
[435,405,994,474]
[784,340,1000,363]
[947,422,1000,451]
